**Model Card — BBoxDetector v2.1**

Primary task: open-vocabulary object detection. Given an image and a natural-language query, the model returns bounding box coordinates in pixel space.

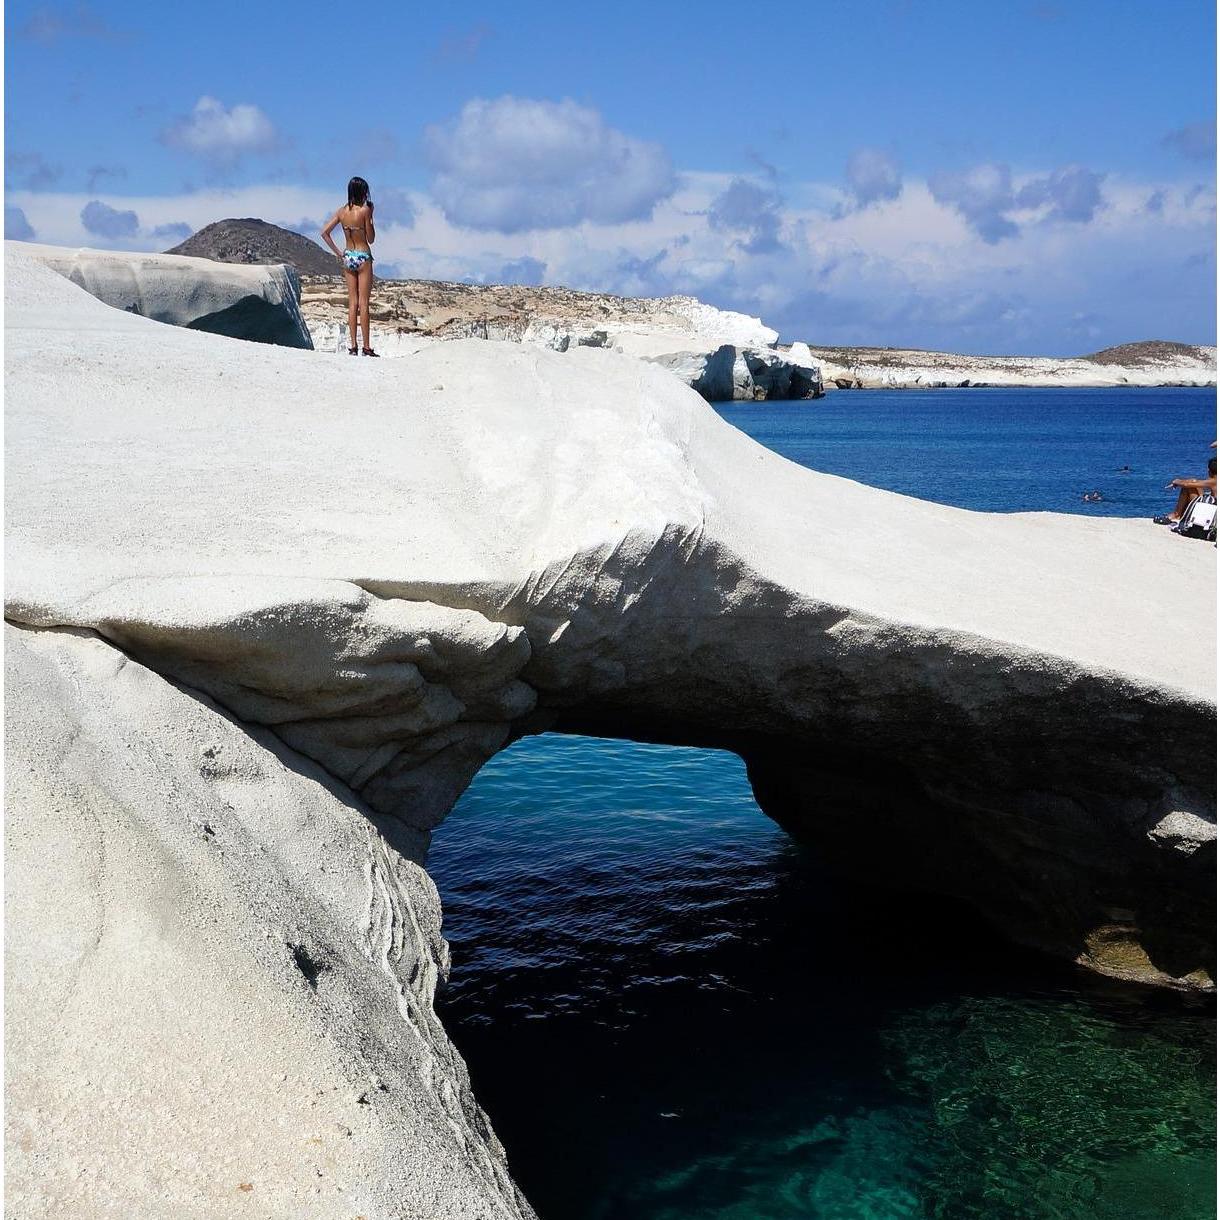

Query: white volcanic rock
[785,341,817,369]
[8,239,313,349]
[4,247,1217,1209]
[806,341,1217,389]
[6,623,532,1219]
[647,344,823,401]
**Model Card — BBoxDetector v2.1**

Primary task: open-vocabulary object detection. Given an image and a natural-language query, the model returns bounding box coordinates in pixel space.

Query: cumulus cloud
[845,147,902,208]
[151,221,192,241]
[5,206,35,240]
[929,162,1103,241]
[928,163,1019,243]
[7,151,62,191]
[80,199,139,238]
[372,187,416,227]
[161,96,279,166]
[497,255,546,285]
[708,178,783,253]
[1163,120,1216,161]
[423,96,676,232]
[278,216,324,238]
[85,164,127,192]
[605,249,675,297]
[1016,164,1104,222]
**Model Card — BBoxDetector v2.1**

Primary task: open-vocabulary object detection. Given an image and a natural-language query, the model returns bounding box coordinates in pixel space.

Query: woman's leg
[343,265,359,349]
[358,264,373,350]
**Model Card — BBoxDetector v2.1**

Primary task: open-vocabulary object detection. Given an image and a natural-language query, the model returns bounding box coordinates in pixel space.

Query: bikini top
[341,205,370,238]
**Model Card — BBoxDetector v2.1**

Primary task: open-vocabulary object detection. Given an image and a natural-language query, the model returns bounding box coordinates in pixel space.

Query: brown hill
[166,218,338,277]
[1081,340,1212,366]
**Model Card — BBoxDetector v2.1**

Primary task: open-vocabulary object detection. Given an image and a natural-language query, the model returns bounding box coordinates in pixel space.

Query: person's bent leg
[1171,488,1198,520]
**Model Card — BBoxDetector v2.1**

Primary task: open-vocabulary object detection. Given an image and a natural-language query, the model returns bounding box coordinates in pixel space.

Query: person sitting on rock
[1154,457,1216,525]
[321,176,378,357]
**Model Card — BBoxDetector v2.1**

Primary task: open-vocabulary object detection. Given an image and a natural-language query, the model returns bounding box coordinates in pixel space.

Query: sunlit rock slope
[5,247,1215,1215]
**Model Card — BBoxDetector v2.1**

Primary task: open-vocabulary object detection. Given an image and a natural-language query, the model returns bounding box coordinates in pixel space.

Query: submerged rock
[4,247,1215,1212]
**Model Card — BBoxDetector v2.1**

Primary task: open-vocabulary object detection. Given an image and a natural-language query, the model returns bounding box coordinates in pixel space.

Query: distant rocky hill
[800,339,1216,389]
[166,218,338,277]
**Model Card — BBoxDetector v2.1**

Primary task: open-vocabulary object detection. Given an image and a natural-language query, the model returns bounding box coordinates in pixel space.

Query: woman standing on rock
[321,177,378,356]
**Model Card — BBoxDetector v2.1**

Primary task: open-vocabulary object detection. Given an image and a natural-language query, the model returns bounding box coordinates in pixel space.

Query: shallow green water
[430,736,1215,1220]
[427,388,1216,1219]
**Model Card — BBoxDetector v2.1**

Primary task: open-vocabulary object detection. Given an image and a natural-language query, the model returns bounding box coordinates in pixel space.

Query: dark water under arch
[428,387,1216,1220]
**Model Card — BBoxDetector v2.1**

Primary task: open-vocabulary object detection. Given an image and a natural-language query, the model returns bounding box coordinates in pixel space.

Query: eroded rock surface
[5,248,1216,1213]
[5,622,532,1219]
[648,344,824,401]
[8,239,313,349]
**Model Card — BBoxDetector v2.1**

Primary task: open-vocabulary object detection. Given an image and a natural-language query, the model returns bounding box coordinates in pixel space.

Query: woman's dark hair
[347,176,370,207]
[1208,457,1216,476]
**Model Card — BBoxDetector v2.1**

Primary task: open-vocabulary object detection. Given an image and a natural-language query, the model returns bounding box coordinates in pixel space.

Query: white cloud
[9,171,1214,355]
[151,221,192,242]
[5,206,35,241]
[85,164,127,192]
[1163,120,1216,162]
[1016,164,1104,223]
[845,147,902,209]
[928,163,1019,243]
[161,96,279,166]
[496,255,547,286]
[372,187,417,227]
[6,151,62,191]
[423,96,676,232]
[81,199,139,238]
[929,162,1107,242]
[708,178,784,253]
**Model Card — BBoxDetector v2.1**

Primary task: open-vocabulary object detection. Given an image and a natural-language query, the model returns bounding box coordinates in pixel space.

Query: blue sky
[5,0,1217,352]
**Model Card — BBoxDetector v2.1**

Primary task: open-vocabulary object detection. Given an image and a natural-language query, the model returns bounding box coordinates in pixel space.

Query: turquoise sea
[429,386,1217,1220]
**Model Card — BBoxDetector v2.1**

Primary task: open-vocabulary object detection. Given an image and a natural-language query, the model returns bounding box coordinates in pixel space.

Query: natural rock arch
[5,248,1215,1217]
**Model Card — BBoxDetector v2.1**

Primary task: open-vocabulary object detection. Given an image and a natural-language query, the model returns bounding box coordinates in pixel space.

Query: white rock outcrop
[5,248,1216,1213]
[6,623,530,1220]
[8,239,313,349]
[647,344,823,401]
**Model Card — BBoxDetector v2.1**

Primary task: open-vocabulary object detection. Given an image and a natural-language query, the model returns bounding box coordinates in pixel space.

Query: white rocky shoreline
[802,339,1217,390]
[5,243,1216,1217]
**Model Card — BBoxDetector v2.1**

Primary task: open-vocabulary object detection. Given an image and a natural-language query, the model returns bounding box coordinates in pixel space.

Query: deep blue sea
[430,387,1217,1220]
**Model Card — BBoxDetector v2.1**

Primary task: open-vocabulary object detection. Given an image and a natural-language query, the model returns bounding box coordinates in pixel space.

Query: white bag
[1175,490,1217,540]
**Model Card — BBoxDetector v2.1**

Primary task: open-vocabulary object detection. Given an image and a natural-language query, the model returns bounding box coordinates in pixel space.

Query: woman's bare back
[339,203,373,252]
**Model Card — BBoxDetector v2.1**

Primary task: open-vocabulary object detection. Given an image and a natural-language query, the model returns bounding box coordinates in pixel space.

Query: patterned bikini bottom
[343,249,372,273]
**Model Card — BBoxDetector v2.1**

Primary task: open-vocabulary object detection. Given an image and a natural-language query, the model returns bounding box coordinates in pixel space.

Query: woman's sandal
[362,348,380,357]
[348,347,358,355]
